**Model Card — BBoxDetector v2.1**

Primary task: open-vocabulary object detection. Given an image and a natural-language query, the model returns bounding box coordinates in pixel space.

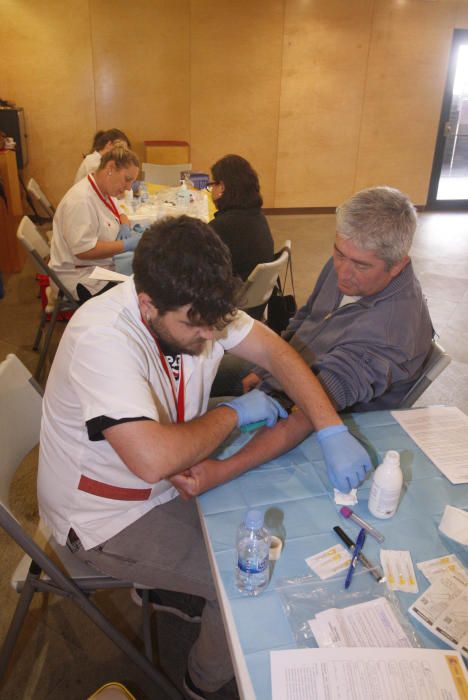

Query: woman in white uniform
[50,144,141,302]
[74,128,131,184]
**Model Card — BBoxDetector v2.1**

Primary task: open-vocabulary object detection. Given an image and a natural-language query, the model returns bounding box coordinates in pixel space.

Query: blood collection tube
[339,506,385,543]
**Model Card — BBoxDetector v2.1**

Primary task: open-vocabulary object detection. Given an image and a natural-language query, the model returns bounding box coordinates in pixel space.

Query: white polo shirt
[74,150,101,183]
[38,278,254,549]
[50,176,120,298]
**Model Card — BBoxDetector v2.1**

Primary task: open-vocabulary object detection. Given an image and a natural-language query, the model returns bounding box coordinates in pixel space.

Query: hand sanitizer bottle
[368,450,403,519]
[176,179,191,209]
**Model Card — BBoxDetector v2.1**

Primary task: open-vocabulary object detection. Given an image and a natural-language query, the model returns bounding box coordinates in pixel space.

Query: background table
[197,410,468,700]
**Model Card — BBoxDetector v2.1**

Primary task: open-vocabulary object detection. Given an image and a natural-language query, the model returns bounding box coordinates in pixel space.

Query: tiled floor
[0,210,467,699]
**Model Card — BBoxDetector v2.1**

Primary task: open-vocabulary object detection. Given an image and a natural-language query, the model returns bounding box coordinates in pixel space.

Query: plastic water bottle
[368,450,403,519]
[176,179,191,209]
[235,510,271,596]
[140,181,149,203]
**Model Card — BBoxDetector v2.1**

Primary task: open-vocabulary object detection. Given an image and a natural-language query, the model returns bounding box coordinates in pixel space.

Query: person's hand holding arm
[231,322,372,491]
[241,372,261,393]
[103,387,286,484]
[170,410,311,498]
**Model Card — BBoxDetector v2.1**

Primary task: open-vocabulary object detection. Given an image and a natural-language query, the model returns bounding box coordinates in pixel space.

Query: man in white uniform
[38,216,371,700]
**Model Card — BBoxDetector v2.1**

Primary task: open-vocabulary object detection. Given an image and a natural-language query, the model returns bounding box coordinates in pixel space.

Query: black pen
[333,526,385,583]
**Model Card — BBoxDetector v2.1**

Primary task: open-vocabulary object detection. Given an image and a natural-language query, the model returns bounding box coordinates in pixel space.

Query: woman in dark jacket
[209,154,274,282]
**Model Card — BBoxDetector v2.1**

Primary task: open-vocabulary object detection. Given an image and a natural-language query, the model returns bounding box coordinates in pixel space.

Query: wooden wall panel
[0,0,95,203]
[2,0,468,209]
[190,0,284,207]
[354,0,460,205]
[276,0,373,207]
[90,0,191,167]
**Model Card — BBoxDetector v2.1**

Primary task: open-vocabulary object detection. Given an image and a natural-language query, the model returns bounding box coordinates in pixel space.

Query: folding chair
[26,177,55,221]
[17,216,79,383]
[398,340,451,408]
[0,354,181,699]
[238,240,291,320]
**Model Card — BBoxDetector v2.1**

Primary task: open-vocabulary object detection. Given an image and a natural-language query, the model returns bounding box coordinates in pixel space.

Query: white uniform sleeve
[70,327,159,422]
[215,310,254,350]
[61,196,101,255]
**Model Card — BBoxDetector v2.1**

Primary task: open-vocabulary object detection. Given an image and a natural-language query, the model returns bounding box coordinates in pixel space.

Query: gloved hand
[219,389,288,429]
[123,232,142,252]
[316,424,372,493]
[117,223,132,240]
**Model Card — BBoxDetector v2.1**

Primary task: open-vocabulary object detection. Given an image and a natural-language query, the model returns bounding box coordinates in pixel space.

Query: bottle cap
[340,506,352,518]
[383,450,400,466]
[244,509,264,529]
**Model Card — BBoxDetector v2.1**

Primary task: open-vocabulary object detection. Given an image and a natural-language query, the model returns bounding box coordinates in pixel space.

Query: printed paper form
[308,597,413,648]
[391,406,468,484]
[270,647,468,700]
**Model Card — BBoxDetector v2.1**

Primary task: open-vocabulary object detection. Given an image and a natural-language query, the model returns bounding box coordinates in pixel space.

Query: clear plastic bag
[278,570,421,649]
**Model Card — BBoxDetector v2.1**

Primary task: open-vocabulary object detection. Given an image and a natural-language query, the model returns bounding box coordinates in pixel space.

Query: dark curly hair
[211,154,263,210]
[133,216,241,326]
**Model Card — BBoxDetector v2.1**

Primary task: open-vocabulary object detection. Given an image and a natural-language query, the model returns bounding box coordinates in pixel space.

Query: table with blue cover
[197,410,468,700]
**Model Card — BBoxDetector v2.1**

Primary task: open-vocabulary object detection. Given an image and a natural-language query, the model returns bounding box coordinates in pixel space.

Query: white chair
[399,340,451,408]
[142,162,192,187]
[17,216,79,382]
[0,354,181,699]
[26,177,55,220]
[239,240,291,316]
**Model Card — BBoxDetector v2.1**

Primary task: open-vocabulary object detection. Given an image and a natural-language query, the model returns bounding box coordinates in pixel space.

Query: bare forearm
[211,411,312,482]
[76,239,125,260]
[104,406,238,482]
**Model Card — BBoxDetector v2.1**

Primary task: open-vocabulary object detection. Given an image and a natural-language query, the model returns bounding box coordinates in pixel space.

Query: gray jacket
[256,258,434,412]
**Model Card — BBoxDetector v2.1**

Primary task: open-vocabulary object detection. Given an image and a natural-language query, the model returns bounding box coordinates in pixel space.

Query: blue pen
[344,528,366,589]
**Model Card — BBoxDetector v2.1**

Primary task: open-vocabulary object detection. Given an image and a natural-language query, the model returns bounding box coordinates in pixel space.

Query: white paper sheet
[89,266,129,282]
[409,570,468,658]
[391,406,468,484]
[270,647,468,700]
[308,597,413,648]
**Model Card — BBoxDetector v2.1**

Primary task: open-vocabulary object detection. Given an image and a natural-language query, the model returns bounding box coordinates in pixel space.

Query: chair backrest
[27,177,55,219]
[399,340,451,408]
[17,215,50,261]
[142,162,192,187]
[239,240,291,309]
[17,216,77,306]
[0,355,42,509]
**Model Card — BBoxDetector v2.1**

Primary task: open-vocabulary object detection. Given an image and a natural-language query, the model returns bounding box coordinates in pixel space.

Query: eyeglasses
[205,181,217,192]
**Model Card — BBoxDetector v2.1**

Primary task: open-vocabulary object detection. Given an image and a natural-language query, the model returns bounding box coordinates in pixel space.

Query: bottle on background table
[235,509,271,596]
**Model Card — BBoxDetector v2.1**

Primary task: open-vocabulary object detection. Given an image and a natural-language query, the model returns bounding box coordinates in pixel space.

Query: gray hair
[336,186,417,268]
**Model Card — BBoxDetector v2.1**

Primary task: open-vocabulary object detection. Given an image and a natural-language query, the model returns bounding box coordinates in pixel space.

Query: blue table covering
[198,410,468,700]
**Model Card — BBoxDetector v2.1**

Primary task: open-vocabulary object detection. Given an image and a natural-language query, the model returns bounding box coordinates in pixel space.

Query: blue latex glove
[117,223,132,240]
[316,424,372,493]
[219,389,288,429]
[123,232,142,252]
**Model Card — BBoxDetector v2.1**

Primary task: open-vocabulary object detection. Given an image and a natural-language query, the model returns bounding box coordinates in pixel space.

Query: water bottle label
[238,556,268,574]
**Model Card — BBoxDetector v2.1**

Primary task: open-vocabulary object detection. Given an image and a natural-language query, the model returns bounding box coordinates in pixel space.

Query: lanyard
[141,315,185,423]
[87,174,121,223]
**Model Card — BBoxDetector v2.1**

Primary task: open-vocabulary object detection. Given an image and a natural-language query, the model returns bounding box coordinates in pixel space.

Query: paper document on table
[270,647,468,700]
[391,406,468,484]
[89,267,129,282]
[308,597,413,648]
[409,570,468,658]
